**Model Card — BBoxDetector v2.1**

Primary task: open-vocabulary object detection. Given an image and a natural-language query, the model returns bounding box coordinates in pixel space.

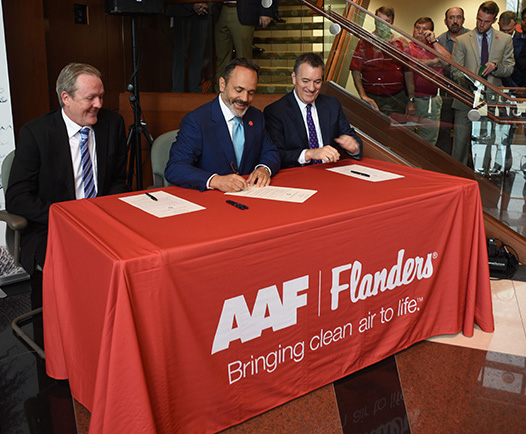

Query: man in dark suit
[6,63,127,277]
[165,58,280,192]
[264,53,362,168]
[215,0,277,91]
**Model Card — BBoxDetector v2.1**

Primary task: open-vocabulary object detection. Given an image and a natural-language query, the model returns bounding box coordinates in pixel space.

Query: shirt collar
[293,89,316,112]
[476,27,493,38]
[61,108,90,139]
[218,93,238,122]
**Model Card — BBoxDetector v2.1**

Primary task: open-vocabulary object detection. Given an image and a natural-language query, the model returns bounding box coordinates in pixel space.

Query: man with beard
[435,7,469,154]
[165,58,280,192]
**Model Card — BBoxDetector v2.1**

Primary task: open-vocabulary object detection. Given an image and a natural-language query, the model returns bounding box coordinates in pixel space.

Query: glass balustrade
[299,0,526,237]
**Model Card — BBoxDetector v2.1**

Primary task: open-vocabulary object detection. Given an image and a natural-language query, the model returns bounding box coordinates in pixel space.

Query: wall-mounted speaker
[105,0,164,15]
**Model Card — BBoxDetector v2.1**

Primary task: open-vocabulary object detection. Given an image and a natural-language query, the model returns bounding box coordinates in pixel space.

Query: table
[43,158,493,434]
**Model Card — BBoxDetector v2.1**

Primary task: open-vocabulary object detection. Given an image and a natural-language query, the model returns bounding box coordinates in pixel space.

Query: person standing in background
[215,0,278,91]
[436,7,470,155]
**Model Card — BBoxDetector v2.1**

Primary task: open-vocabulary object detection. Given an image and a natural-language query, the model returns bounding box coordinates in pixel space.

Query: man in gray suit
[451,1,514,169]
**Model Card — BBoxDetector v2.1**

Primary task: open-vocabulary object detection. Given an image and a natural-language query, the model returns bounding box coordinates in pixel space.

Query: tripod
[126,15,153,191]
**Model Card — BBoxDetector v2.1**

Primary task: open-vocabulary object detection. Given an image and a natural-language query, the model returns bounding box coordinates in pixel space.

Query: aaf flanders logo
[211,249,436,355]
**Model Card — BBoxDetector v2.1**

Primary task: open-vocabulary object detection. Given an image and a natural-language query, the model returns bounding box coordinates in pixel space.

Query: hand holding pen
[208,161,248,192]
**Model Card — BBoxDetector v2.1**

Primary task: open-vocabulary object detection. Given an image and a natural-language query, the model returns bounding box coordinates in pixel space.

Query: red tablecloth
[43,158,493,434]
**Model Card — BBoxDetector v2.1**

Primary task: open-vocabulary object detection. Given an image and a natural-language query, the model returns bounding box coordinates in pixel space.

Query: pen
[351,170,370,178]
[226,200,248,210]
[145,192,158,201]
[230,161,239,175]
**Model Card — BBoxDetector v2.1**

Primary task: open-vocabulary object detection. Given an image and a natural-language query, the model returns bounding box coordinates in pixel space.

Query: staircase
[253,0,325,94]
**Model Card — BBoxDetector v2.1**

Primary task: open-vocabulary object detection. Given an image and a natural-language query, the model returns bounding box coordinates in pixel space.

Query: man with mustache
[165,58,280,192]
[435,7,470,154]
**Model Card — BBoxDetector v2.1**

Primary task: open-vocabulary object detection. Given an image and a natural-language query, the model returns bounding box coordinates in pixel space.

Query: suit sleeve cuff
[255,164,272,176]
[206,174,218,189]
[298,149,308,165]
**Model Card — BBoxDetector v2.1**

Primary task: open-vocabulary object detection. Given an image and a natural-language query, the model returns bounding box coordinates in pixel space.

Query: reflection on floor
[1,269,525,434]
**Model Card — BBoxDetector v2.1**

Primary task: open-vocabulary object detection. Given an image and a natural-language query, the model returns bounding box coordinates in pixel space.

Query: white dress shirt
[292,90,324,165]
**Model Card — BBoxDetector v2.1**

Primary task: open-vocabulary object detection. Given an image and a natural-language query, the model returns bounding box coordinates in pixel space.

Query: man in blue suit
[165,58,280,192]
[264,53,363,168]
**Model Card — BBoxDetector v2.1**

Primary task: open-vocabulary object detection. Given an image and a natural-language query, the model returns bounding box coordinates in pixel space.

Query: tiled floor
[1,268,525,434]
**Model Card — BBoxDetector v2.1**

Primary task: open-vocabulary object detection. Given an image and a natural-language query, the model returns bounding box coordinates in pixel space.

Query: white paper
[119,191,205,218]
[327,164,404,182]
[225,185,317,203]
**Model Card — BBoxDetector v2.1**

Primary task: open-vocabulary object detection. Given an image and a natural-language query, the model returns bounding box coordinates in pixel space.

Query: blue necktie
[79,127,97,198]
[306,104,321,164]
[232,117,245,168]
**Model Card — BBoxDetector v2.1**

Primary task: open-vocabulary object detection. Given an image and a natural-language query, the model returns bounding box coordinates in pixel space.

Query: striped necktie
[79,127,97,198]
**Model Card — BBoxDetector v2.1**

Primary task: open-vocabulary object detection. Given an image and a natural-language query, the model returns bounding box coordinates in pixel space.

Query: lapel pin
[249,121,253,126]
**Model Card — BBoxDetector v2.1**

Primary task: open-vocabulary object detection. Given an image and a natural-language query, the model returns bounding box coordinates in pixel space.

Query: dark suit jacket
[164,96,280,190]
[6,108,128,273]
[222,0,277,26]
[504,32,526,87]
[264,92,363,168]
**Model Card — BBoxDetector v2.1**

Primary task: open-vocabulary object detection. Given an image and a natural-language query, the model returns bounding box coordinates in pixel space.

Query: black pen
[145,192,158,201]
[351,170,370,178]
[226,199,248,210]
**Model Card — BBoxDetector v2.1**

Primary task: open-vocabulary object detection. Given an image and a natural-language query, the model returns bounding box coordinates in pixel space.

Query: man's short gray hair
[56,63,102,107]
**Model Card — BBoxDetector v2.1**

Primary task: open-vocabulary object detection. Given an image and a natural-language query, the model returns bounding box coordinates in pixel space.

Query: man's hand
[209,174,248,192]
[481,62,497,77]
[362,95,380,111]
[259,16,272,28]
[305,145,340,163]
[334,135,360,154]
[193,2,208,15]
[247,166,271,187]
[406,101,417,116]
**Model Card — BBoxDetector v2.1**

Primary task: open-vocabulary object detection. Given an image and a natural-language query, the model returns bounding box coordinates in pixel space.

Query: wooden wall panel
[43,0,127,111]
[3,0,49,137]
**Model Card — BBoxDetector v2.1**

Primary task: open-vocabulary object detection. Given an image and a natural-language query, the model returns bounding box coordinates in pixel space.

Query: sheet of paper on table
[327,164,405,182]
[225,185,317,203]
[119,191,205,218]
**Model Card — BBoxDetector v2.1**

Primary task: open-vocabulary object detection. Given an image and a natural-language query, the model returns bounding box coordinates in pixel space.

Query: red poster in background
[44,159,493,434]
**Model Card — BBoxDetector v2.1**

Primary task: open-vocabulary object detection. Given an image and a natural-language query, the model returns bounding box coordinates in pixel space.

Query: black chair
[0,150,45,359]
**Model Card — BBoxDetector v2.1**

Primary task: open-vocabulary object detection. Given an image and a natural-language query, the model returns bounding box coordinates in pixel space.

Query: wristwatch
[409,97,415,103]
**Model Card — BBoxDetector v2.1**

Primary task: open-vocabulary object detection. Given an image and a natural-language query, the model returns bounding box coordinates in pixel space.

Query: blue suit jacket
[264,92,363,168]
[165,96,280,190]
